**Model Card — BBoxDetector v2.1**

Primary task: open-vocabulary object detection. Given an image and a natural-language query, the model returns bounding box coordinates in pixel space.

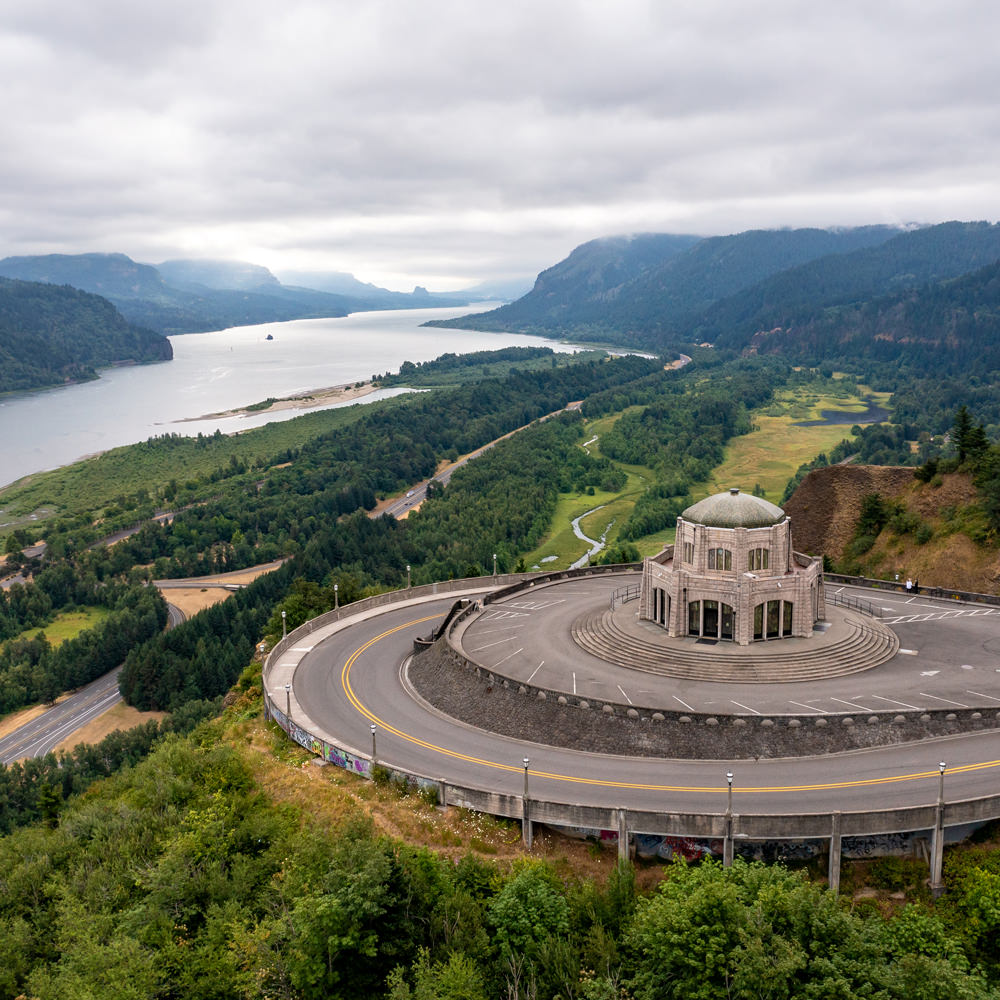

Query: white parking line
[490,647,524,668]
[830,696,872,712]
[966,690,1000,703]
[617,685,633,705]
[729,700,760,715]
[870,694,922,710]
[789,700,826,714]
[469,636,519,652]
[573,672,577,695]
[526,661,544,683]
[918,692,969,708]
[673,695,695,712]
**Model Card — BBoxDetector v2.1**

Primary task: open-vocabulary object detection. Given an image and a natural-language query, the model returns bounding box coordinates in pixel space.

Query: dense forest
[0,277,171,393]
[2,717,998,999]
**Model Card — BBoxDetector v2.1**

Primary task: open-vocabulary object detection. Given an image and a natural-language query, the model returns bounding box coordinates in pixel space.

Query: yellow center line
[339,616,1000,795]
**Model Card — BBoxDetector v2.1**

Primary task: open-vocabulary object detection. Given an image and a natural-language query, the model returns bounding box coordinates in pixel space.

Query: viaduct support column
[617,809,629,862]
[828,812,842,894]
[930,761,947,896]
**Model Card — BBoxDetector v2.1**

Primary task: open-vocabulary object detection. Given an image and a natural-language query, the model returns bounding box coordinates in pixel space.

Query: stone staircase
[570,609,899,683]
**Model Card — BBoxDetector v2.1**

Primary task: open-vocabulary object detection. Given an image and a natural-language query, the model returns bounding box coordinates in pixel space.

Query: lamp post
[522,757,532,847]
[281,609,287,639]
[406,564,411,588]
[334,583,339,610]
[284,683,291,721]
[371,724,378,766]
[939,760,946,804]
[724,770,734,867]
[493,553,498,577]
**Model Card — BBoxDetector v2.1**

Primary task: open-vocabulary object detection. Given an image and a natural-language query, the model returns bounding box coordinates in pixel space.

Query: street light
[523,757,530,799]
[939,761,947,804]
[371,724,378,765]
[284,683,291,719]
[281,609,287,638]
[493,553,498,577]
[406,564,411,588]
[334,583,339,610]
[724,770,734,867]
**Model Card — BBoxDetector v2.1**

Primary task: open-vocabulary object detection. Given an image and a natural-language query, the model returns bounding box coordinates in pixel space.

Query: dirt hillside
[785,465,1000,593]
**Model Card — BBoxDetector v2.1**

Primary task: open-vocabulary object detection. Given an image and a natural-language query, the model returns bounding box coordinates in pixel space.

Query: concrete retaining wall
[409,635,1000,759]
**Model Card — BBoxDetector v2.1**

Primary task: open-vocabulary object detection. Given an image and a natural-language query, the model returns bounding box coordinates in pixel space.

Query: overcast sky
[3,0,998,291]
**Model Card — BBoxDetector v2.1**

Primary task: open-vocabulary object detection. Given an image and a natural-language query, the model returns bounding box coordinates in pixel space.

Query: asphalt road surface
[289,580,1000,818]
[0,668,123,764]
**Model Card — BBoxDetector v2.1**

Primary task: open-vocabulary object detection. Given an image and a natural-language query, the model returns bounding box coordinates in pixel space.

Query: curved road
[289,581,1000,817]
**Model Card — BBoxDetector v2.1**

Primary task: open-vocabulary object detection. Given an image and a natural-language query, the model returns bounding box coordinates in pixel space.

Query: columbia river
[0,305,575,489]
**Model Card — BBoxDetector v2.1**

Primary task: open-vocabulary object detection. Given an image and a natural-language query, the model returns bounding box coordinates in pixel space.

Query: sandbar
[178,381,376,422]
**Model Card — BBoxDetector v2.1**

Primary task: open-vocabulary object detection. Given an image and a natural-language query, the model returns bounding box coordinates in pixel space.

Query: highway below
[0,668,123,764]
[288,582,1000,818]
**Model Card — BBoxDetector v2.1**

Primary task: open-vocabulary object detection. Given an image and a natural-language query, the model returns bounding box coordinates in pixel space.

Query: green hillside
[0,277,172,394]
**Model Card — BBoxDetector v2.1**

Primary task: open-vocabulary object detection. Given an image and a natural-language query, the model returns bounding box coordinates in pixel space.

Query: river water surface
[0,305,575,488]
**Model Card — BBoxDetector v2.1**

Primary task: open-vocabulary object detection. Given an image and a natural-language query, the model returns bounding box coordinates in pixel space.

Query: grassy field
[2,606,110,648]
[694,384,892,505]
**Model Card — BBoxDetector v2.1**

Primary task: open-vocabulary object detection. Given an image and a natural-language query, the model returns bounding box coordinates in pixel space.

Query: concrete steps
[570,609,898,683]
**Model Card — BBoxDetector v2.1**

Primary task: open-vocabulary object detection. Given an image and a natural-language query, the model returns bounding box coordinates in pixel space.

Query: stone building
[640,488,823,645]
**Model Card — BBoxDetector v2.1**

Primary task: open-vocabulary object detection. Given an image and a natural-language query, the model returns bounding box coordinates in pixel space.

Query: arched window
[708,547,732,571]
[748,547,769,571]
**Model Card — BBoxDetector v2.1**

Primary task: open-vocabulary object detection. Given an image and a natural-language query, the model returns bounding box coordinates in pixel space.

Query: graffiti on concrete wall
[842,832,921,859]
[267,698,370,777]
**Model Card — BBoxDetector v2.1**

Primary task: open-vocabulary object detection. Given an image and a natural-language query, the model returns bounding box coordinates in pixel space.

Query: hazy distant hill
[428,227,898,342]
[0,277,171,394]
[429,233,701,337]
[0,254,470,336]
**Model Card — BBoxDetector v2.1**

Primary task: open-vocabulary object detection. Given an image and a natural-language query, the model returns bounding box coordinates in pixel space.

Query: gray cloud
[2,0,999,289]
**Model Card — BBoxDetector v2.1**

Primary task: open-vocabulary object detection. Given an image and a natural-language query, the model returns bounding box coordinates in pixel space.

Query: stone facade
[640,488,823,645]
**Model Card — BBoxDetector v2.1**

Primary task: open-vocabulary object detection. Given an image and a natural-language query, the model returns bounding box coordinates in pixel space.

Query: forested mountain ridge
[428,225,901,342]
[0,252,468,337]
[0,277,172,394]
[700,220,1000,352]
[745,256,1000,372]
[431,222,1000,372]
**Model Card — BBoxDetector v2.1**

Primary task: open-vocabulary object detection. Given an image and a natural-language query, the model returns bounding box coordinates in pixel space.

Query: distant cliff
[0,277,172,394]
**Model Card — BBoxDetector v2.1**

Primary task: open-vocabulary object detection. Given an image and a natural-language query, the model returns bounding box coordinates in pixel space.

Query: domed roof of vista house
[681,488,785,529]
